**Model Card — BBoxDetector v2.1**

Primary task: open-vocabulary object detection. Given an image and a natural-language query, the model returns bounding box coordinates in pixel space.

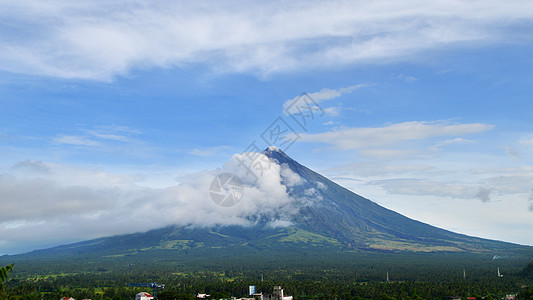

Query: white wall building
[136,292,154,300]
[268,286,292,300]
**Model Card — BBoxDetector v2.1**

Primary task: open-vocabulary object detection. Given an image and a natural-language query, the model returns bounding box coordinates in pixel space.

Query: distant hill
[3,147,531,261]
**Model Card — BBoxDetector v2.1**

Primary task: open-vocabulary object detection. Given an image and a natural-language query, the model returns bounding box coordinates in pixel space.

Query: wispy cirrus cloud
[2,1,533,80]
[372,178,493,202]
[283,85,368,109]
[430,137,474,151]
[52,125,140,147]
[52,135,101,147]
[504,146,520,161]
[283,84,369,117]
[521,139,533,148]
[299,121,493,151]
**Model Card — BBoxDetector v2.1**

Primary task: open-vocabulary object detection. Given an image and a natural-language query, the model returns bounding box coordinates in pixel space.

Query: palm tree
[0,264,13,283]
[0,263,14,296]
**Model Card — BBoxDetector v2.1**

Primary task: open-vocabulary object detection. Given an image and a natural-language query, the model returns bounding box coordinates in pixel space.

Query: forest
[1,252,533,300]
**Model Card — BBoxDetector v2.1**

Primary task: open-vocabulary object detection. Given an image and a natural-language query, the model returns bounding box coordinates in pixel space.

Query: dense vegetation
[1,250,532,300]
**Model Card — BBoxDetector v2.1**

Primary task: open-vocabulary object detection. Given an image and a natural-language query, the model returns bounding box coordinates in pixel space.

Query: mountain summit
[8,148,528,258]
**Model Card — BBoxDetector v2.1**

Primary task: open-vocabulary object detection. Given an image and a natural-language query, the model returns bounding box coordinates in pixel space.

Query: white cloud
[521,139,533,148]
[86,132,131,142]
[373,179,477,199]
[283,85,368,116]
[2,1,533,80]
[484,173,533,194]
[371,178,496,202]
[504,146,520,161]
[0,153,303,254]
[299,121,493,151]
[279,163,303,187]
[302,85,368,103]
[52,125,143,151]
[323,107,341,117]
[52,135,101,146]
[325,162,433,177]
[430,137,474,150]
[322,121,338,126]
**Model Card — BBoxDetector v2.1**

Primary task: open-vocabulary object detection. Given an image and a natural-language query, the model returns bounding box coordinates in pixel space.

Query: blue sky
[1,1,533,254]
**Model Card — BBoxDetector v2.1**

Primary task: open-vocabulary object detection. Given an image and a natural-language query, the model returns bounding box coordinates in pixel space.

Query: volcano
[4,147,529,260]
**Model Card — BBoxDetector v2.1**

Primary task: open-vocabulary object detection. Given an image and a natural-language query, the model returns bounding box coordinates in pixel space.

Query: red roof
[140,292,153,297]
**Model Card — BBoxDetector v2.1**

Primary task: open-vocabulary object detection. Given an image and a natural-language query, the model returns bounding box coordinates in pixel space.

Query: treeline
[2,270,533,300]
[1,252,532,299]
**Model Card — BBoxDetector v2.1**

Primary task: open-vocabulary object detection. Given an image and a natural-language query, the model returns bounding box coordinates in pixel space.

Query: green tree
[0,264,14,283]
[0,264,14,297]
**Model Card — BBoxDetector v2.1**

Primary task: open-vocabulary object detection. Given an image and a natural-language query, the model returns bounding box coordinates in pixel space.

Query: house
[60,297,75,300]
[197,293,211,299]
[136,292,154,300]
[265,286,292,300]
[252,292,263,300]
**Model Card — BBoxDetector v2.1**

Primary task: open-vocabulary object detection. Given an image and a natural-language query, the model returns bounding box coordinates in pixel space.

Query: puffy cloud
[316,182,326,191]
[279,163,303,187]
[2,1,533,80]
[0,153,302,254]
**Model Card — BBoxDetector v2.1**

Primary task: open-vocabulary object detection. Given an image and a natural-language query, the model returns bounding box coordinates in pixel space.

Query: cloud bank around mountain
[0,153,303,254]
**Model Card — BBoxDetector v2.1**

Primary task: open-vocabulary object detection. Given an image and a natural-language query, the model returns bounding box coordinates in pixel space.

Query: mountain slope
[264,147,522,252]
